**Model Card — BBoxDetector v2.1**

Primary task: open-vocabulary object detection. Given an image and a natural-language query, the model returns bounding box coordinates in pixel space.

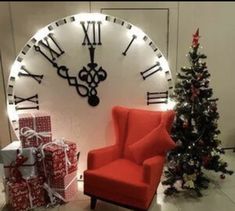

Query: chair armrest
[87,145,120,170]
[143,155,165,185]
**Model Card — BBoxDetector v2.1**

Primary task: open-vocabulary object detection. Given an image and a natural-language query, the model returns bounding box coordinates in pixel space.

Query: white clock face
[7,13,173,175]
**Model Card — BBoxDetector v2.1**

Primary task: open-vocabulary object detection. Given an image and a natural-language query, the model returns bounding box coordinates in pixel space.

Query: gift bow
[20,127,52,141]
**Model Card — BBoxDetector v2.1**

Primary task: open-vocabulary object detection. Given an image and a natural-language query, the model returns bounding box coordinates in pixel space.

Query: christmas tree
[162,29,233,197]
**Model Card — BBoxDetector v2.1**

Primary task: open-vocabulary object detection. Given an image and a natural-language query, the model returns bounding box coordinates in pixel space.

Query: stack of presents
[1,113,79,210]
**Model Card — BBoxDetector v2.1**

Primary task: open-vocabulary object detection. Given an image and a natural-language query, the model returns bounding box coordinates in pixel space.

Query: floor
[0,151,235,211]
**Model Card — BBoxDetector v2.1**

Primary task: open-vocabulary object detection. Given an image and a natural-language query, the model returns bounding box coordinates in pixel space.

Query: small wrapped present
[7,176,46,211]
[19,113,52,148]
[1,141,37,179]
[39,139,78,179]
[44,171,78,203]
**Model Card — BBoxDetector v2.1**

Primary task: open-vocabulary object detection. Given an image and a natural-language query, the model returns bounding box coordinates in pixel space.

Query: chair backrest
[112,106,175,160]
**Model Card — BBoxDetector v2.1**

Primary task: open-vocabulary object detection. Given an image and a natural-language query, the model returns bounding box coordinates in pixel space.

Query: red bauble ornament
[191,85,200,101]
[202,155,211,167]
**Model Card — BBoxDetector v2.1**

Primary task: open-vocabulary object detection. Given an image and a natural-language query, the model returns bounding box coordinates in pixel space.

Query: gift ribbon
[26,180,33,209]
[43,175,77,204]
[39,139,72,178]
[52,175,77,192]
[20,113,52,146]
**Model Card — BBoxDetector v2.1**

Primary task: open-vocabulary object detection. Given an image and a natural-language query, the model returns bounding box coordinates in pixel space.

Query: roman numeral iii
[141,62,162,80]
[14,94,39,111]
[81,21,102,46]
[34,33,64,64]
[147,91,168,105]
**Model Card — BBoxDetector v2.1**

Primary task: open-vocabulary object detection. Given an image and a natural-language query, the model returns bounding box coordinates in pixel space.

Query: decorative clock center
[78,45,107,106]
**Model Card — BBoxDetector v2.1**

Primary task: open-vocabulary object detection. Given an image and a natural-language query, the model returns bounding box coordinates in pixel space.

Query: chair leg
[90,196,97,209]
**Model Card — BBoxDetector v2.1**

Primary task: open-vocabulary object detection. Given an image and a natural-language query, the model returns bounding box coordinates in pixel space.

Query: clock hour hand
[87,45,97,69]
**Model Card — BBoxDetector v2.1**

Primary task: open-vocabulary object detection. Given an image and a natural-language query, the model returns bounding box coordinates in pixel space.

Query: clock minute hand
[88,45,97,68]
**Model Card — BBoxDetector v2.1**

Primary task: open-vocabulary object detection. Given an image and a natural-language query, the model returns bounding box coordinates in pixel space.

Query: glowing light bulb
[76,13,104,22]
[34,28,50,41]
[159,58,170,72]
[127,26,145,45]
[161,98,176,111]
[10,62,21,78]
[167,98,176,110]
[7,105,18,121]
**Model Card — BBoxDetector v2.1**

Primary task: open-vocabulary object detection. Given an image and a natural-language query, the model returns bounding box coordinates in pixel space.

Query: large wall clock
[7,13,173,176]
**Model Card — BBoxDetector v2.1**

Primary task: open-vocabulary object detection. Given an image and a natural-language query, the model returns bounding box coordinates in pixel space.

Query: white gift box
[1,141,37,179]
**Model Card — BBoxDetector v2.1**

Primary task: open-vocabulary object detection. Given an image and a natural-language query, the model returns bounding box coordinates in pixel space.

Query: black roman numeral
[140,62,162,80]
[34,33,64,64]
[147,91,168,105]
[81,21,102,46]
[14,94,39,111]
[122,35,137,56]
[18,66,43,84]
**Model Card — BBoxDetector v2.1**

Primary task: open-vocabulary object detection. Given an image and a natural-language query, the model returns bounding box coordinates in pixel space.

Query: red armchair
[84,106,176,211]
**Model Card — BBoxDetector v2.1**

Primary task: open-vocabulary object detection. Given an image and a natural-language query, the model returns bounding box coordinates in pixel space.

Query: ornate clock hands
[78,45,107,106]
[34,44,107,107]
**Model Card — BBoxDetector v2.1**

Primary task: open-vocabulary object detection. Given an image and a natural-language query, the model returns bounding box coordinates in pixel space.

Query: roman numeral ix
[141,62,162,80]
[34,33,64,64]
[14,94,39,111]
[147,91,168,105]
[81,21,102,46]
[18,66,43,84]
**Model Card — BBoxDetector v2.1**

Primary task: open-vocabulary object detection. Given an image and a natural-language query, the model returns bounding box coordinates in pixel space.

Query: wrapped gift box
[42,140,77,179]
[19,113,52,148]
[7,176,46,211]
[1,141,37,179]
[46,171,78,202]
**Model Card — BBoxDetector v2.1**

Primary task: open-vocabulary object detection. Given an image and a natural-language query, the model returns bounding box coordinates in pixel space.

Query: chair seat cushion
[84,159,151,206]
[128,124,176,164]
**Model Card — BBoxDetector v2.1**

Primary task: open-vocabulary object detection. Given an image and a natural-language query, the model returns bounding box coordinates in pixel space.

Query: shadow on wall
[223,129,235,149]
